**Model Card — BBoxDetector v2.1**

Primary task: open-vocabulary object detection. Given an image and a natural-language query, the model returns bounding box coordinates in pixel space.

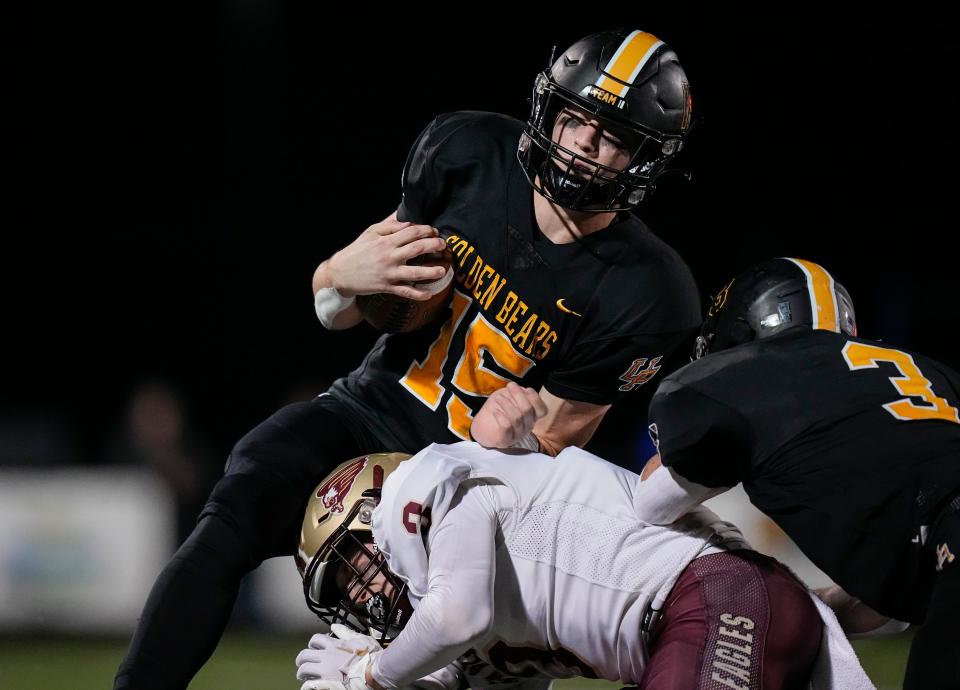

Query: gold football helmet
[296,452,412,643]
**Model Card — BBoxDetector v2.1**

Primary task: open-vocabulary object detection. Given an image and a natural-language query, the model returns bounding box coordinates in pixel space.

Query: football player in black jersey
[115,29,700,689]
[635,257,960,689]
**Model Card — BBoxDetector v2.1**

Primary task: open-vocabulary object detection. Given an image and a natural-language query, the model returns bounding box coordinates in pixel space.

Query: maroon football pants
[639,550,822,690]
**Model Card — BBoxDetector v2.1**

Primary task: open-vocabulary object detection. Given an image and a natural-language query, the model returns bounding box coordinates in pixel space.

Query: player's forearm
[534,419,601,456]
[312,257,363,330]
[365,661,462,690]
[634,458,722,524]
[531,389,609,454]
[814,585,910,638]
[374,493,496,689]
[371,596,490,689]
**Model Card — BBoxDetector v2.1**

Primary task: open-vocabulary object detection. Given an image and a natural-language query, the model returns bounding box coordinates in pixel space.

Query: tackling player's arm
[312,211,448,330]
[633,382,748,524]
[635,454,728,524]
[814,585,910,638]
[371,486,497,689]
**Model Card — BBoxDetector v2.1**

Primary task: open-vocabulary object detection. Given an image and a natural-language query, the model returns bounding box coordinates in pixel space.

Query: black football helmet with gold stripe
[694,258,858,359]
[518,28,693,211]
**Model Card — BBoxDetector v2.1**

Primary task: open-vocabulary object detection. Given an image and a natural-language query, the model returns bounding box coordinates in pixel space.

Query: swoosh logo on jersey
[556,299,582,317]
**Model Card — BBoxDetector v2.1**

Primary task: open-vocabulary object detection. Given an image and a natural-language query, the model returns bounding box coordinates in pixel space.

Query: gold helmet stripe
[596,30,664,98]
[785,258,840,333]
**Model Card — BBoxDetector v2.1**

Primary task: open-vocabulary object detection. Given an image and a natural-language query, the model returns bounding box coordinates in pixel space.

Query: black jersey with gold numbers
[649,328,960,622]
[328,111,700,454]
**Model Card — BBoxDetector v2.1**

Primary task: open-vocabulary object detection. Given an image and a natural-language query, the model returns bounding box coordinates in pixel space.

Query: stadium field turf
[0,630,912,689]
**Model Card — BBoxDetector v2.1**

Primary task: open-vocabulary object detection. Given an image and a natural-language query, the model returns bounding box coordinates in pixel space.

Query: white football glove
[296,624,383,690]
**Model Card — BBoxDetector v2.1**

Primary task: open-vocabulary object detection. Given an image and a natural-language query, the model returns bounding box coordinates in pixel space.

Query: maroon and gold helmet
[296,452,413,644]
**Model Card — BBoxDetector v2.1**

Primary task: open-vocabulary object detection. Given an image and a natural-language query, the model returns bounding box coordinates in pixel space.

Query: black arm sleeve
[648,381,753,488]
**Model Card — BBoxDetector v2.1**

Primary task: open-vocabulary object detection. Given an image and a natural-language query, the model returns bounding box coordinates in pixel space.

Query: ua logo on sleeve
[619,356,663,391]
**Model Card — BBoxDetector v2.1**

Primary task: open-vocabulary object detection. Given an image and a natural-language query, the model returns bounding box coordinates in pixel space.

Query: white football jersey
[372,442,748,684]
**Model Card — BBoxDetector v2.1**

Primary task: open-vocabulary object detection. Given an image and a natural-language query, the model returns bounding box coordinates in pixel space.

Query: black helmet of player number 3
[519,28,693,211]
[694,258,858,359]
[296,453,414,644]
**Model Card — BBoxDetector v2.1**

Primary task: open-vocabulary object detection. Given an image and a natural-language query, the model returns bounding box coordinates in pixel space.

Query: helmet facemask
[519,72,683,212]
[302,497,412,645]
[693,312,755,360]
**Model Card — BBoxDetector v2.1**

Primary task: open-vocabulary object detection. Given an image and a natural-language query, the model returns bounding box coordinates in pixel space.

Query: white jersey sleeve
[372,444,476,599]
[372,474,500,689]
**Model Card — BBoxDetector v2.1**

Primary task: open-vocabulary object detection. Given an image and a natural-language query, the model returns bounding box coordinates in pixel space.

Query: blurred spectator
[105,380,216,541]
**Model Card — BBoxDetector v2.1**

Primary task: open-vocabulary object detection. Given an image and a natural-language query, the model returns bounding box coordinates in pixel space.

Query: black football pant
[903,504,960,690]
[113,396,383,690]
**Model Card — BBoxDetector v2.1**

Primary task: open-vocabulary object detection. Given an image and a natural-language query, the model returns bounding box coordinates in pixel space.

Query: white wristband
[314,287,356,329]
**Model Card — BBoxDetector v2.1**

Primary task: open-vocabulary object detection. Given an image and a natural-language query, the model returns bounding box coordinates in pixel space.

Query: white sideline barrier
[0,468,174,633]
[0,468,322,634]
[254,556,327,632]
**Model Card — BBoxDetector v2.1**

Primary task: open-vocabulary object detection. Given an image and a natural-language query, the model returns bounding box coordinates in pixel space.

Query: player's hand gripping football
[471,382,547,450]
[296,624,383,690]
[326,212,448,301]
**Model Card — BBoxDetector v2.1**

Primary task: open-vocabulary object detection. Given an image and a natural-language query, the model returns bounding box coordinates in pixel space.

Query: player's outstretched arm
[633,454,728,524]
[531,388,610,455]
[312,211,448,330]
[372,487,497,689]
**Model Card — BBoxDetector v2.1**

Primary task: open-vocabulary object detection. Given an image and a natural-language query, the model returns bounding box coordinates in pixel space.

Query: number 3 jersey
[327,111,700,451]
[370,442,748,686]
[649,329,960,622]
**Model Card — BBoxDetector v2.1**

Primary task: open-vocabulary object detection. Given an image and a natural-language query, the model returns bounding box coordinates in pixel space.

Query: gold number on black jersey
[841,342,960,423]
[401,289,535,439]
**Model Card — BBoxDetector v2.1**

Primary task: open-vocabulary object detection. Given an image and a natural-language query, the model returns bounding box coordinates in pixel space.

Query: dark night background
[8,5,959,473]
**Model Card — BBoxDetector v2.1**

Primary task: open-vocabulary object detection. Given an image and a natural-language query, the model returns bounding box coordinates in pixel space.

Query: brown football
[356,249,455,333]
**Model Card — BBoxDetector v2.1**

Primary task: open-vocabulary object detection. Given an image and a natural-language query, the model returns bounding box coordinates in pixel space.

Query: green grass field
[0,631,912,689]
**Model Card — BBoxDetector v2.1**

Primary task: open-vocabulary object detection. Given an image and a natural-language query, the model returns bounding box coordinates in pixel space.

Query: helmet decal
[707,278,736,317]
[581,85,627,110]
[596,30,664,97]
[317,456,368,514]
[681,82,693,131]
[783,258,840,333]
